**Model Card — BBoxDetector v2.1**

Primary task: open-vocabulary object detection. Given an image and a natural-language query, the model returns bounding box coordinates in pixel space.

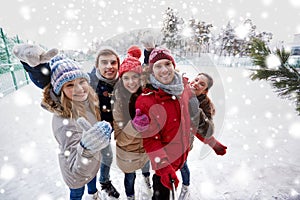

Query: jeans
[124,161,151,196]
[180,161,190,186]
[99,143,113,183]
[69,176,97,200]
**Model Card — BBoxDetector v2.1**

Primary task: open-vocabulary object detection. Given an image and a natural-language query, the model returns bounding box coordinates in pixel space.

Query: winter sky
[1,0,300,50]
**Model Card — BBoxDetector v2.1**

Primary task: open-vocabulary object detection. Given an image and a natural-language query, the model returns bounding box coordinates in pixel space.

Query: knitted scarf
[149,71,184,96]
[96,68,119,86]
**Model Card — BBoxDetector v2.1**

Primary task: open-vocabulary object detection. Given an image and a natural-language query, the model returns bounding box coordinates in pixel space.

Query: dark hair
[198,73,213,91]
[113,80,142,123]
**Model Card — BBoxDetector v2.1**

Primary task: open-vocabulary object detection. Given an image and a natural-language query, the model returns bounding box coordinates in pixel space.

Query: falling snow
[1,63,300,199]
[1,0,300,199]
[1,0,300,49]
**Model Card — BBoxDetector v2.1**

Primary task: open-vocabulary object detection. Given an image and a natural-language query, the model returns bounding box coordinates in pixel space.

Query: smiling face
[189,74,209,96]
[62,78,89,102]
[152,59,175,85]
[121,71,141,94]
[97,54,119,80]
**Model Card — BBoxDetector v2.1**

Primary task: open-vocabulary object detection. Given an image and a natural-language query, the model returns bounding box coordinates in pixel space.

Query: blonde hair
[61,85,101,120]
[42,83,101,121]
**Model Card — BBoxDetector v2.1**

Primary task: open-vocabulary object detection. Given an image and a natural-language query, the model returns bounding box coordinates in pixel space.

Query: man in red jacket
[132,47,198,199]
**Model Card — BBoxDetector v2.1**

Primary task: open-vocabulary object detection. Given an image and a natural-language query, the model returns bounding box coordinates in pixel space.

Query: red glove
[196,135,227,156]
[132,109,150,132]
[158,165,179,190]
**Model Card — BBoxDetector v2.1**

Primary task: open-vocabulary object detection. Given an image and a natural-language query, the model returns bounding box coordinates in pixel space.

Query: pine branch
[275,48,290,65]
[250,38,271,68]
[249,38,300,115]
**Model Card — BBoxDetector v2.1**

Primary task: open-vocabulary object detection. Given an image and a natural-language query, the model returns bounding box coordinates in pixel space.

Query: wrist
[80,141,88,149]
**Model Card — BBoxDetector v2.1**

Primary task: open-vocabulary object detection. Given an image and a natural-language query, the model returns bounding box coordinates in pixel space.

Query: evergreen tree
[215,19,272,57]
[188,18,212,55]
[249,38,300,115]
[161,7,184,49]
[216,22,236,56]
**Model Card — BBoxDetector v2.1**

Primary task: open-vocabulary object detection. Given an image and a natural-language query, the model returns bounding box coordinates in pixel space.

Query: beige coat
[42,90,101,189]
[113,88,149,173]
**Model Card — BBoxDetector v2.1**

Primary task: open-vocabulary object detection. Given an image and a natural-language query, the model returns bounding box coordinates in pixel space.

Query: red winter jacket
[135,78,194,174]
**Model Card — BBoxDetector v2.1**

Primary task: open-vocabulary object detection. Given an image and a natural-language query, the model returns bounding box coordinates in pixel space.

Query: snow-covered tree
[161,7,184,49]
[187,18,213,55]
[249,38,300,115]
[215,22,235,56]
[214,19,272,57]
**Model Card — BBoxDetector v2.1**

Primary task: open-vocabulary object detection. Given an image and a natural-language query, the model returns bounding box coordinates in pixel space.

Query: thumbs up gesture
[77,117,111,152]
[132,109,150,132]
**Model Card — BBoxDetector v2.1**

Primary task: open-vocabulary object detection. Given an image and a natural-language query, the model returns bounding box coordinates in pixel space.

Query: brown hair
[95,48,120,69]
[198,72,214,91]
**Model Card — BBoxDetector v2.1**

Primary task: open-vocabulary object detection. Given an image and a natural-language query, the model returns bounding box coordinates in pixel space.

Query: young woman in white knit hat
[13,45,112,200]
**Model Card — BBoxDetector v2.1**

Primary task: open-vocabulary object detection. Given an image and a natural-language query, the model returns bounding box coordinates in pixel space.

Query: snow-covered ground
[1,65,300,200]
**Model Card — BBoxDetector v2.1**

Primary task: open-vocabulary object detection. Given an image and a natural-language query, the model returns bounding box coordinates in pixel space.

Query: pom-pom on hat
[119,46,142,78]
[50,55,90,95]
[127,45,142,58]
[148,47,176,69]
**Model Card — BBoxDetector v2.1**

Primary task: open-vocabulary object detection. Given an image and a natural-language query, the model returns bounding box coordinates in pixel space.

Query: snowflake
[235,23,251,39]
[266,54,281,69]
[20,6,31,20]
[289,122,300,139]
[154,157,161,163]
[0,164,16,180]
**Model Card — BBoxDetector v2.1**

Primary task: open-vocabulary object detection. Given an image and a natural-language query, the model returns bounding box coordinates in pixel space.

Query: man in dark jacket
[89,47,121,198]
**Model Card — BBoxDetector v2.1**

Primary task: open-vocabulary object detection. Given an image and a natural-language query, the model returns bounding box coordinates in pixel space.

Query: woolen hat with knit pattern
[119,46,142,78]
[50,55,90,95]
[148,47,176,69]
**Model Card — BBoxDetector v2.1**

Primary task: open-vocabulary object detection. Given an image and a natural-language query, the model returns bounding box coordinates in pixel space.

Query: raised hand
[132,109,150,132]
[77,117,111,152]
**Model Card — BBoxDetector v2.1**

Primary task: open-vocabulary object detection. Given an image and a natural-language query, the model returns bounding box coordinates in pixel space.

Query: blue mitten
[77,117,111,152]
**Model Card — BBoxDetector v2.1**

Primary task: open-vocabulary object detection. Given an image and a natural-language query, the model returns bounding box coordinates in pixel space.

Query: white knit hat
[50,55,90,95]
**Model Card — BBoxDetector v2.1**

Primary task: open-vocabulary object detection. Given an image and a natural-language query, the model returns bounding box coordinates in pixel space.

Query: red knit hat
[127,45,142,58]
[119,46,142,77]
[149,47,176,69]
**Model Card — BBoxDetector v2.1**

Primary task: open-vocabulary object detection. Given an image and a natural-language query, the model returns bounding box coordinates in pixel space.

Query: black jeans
[152,174,170,200]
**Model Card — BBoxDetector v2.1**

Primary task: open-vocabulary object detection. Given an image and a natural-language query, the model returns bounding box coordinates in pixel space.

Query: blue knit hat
[50,55,90,95]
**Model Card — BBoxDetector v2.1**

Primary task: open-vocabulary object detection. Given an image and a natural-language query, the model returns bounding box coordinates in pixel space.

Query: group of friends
[13,38,227,200]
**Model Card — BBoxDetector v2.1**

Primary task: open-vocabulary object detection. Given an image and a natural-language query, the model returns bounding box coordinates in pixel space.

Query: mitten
[189,96,200,127]
[158,165,179,190]
[132,109,150,132]
[77,117,111,152]
[141,35,155,51]
[13,44,58,67]
[196,134,227,156]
